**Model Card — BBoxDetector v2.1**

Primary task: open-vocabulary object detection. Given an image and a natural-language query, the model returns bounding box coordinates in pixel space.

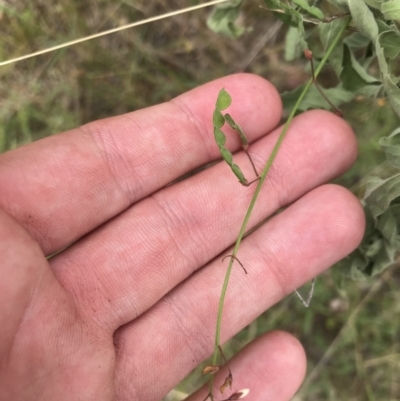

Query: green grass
[1,1,400,400]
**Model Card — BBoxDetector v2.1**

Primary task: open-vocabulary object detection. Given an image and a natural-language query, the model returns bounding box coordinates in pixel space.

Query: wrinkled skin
[0,74,364,401]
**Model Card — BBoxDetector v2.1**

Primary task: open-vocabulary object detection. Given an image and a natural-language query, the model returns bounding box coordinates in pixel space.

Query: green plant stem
[208,16,351,400]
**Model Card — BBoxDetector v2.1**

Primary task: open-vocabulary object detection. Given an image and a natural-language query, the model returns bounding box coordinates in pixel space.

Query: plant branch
[208,16,351,400]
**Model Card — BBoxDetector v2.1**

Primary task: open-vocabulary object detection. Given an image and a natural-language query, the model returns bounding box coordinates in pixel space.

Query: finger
[186,331,306,401]
[0,74,281,255]
[113,184,365,400]
[51,110,357,331]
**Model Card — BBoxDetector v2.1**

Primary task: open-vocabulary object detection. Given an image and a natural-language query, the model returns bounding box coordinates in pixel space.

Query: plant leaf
[282,84,354,112]
[377,204,400,250]
[264,0,308,50]
[214,127,227,146]
[285,26,301,61]
[213,109,226,129]
[348,0,379,42]
[224,113,248,147]
[378,127,400,168]
[325,0,349,11]
[344,32,372,49]
[340,44,380,91]
[364,174,400,219]
[381,0,400,20]
[216,88,232,110]
[291,0,325,20]
[364,0,385,9]
[289,8,308,50]
[378,30,400,60]
[207,0,245,39]
[376,31,400,119]
[334,206,397,279]
[213,88,249,185]
[318,19,348,77]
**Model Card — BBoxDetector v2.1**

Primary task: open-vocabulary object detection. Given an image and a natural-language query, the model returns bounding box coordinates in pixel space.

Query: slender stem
[208,16,351,399]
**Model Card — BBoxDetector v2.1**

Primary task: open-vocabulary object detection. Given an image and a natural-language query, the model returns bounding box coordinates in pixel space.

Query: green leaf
[381,0,400,20]
[348,0,379,42]
[325,0,349,11]
[377,18,391,33]
[216,88,232,111]
[231,163,247,183]
[377,204,400,250]
[212,88,249,185]
[364,0,384,9]
[213,109,226,129]
[207,0,245,39]
[224,113,248,147]
[318,19,348,77]
[290,8,308,50]
[340,44,380,91]
[291,0,325,20]
[263,0,308,50]
[335,206,397,279]
[378,127,400,168]
[364,174,400,219]
[285,26,301,61]
[355,84,384,97]
[214,127,226,147]
[376,31,400,119]
[221,147,234,165]
[281,84,354,112]
[379,30,400,59]
[264,0,295,25]
[344,32,372,48]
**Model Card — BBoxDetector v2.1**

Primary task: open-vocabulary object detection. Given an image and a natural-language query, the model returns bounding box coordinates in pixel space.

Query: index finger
[0,74,282,254]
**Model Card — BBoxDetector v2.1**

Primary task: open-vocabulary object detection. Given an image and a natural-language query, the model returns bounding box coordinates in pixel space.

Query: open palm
[0,74,364,401]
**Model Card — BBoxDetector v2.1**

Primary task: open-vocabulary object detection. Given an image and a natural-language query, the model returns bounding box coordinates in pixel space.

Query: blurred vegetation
[1,1,399,400]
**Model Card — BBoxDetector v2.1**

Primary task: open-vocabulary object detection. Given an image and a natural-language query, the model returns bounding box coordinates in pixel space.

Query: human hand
[0,74,364,401]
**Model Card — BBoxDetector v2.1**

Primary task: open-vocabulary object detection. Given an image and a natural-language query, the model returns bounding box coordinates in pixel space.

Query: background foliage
[1,1,400,400]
